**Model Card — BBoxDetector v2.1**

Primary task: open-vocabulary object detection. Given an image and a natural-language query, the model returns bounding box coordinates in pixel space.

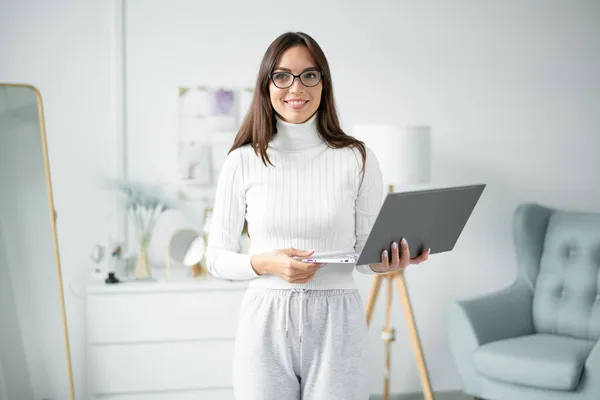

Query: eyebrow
[273,67,319,72]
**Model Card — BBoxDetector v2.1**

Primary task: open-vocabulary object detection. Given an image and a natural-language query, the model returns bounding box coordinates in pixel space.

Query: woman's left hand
[369,238,430,273]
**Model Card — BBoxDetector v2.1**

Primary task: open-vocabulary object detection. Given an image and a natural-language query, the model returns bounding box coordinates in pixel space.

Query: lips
[285,100,308,110]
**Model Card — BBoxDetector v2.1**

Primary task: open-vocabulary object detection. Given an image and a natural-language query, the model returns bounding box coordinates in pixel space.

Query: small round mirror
[167,228,202,268]
[183,235,206,267]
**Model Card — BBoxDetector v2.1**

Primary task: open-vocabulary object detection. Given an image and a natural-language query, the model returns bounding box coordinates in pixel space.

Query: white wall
[123,0,600,394]
[2,0,600,397]
[0,1,119,399]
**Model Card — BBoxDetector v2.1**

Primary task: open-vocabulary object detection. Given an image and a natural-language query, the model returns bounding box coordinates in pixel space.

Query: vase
[134,246,152,279]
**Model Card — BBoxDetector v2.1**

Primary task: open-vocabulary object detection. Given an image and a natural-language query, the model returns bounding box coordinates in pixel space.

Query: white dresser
[86,278,248,400]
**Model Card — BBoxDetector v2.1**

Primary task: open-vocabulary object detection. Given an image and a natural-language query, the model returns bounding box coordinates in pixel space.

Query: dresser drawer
[88,340,235,394]
[87,289,246,343]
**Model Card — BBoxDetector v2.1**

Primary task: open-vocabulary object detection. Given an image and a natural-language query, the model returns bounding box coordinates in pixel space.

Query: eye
[273,72,288,80]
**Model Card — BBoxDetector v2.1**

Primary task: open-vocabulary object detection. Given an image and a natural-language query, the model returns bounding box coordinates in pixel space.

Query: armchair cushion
[473,333,596,391]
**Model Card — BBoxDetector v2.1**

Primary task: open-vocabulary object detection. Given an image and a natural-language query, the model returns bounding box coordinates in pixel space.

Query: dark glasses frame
[269,69,324,89]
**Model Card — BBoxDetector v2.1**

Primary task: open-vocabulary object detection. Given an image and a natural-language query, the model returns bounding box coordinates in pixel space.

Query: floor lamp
[352,125,434,400]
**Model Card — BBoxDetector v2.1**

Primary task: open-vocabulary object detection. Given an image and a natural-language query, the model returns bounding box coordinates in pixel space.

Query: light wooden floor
[370,392,471,400]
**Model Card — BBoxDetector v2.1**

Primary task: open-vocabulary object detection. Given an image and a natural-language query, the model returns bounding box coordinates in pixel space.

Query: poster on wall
[176,86,253,203]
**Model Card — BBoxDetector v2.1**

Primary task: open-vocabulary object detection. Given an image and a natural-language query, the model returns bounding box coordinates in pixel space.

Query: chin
[278,107,317,124]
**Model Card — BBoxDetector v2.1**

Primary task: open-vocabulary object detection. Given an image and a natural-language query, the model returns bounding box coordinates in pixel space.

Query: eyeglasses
[269,69,323,89]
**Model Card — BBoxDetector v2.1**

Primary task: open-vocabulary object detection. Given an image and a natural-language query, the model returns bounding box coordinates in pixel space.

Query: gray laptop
[299,184,486,265]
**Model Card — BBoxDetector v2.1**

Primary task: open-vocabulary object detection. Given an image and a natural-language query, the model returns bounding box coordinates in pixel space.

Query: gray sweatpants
[232,287,370,400]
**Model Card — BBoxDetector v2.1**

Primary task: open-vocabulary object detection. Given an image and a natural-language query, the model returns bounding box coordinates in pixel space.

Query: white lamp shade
[352,124,431,186]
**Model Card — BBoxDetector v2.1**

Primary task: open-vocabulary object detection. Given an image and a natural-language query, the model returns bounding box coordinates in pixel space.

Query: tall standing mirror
[0,84,74,400]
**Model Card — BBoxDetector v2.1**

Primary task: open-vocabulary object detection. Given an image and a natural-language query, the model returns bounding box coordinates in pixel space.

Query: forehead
[274,45,317,71]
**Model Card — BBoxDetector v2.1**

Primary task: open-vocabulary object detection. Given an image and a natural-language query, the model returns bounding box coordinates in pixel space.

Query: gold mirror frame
[0,82,75,399]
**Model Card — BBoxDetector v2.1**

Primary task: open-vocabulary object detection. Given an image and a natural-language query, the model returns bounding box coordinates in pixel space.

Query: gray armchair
[448,203,600,400]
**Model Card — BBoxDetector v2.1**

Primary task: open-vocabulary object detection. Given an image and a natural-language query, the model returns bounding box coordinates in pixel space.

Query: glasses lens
[300,70,322,87]
[272,72,293,88]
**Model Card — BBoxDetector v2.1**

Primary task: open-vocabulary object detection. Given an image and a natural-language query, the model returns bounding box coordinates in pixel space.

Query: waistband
[244,287,360,342]
[246,268,357,290]
[245,287,359,297]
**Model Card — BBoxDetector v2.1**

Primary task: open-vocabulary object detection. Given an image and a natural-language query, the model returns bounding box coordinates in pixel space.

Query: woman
[205,31,429,400]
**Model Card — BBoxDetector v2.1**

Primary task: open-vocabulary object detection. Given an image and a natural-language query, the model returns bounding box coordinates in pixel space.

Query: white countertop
[86,276,249,295]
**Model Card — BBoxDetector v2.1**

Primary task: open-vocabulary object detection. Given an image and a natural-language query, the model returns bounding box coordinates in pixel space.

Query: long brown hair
[229,31,367,183]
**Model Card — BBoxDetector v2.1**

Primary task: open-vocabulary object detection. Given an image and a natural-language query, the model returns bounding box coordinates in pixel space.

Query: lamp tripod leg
[394,271,434,400]
[365,274,384,326]
[383,275,394,400]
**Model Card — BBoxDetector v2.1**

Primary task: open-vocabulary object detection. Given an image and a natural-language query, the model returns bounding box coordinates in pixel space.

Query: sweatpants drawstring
[285,288,306,342]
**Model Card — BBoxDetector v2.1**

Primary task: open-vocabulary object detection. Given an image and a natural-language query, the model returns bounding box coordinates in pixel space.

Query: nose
[289,77,304,93]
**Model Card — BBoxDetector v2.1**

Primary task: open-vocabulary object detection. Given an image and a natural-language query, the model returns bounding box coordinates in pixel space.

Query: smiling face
[269,45,323,124]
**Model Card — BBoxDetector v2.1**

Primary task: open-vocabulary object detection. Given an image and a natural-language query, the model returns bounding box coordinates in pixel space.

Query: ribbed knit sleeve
[353,146,386,275]
[204,148,259,280]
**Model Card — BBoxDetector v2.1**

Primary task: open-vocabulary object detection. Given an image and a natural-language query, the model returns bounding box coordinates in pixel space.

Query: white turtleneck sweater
[205,113,384,289]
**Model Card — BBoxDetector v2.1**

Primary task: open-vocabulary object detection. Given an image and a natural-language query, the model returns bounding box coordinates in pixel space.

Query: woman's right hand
[250,248,323,283]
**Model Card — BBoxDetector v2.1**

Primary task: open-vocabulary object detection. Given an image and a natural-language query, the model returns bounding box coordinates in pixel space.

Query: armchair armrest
[581,339,600,398]
[451,279,535,345]
[447,279,534,395]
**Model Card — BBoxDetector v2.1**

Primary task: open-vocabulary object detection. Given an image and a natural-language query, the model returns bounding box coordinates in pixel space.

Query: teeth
[287,101,307,106]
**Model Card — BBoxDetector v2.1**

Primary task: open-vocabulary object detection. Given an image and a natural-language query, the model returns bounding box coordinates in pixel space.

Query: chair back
[514,203,600,340]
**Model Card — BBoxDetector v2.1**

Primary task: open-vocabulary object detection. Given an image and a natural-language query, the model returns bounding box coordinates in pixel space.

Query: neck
[270,113,323,151]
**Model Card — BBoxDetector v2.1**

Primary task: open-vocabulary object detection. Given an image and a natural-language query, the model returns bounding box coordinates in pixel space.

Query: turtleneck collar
[270,112,324,151]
